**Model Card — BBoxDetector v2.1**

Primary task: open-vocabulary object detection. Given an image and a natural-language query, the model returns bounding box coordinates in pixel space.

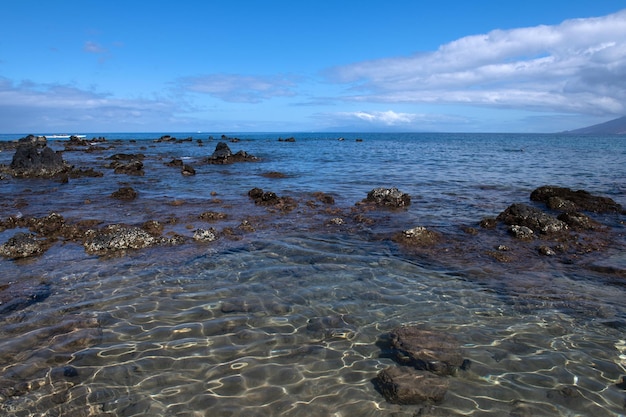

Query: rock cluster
[248,187,298,212]
[106,153,145,175]
[207,142,257,164]
[7,135,70,178]
[374,326,469,405]
[361,187,411,208]
[82,224,182,255]
[530,185,625,213]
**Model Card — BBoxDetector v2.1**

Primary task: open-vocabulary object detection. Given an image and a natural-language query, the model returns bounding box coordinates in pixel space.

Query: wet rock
[142,220,164,236]
[248,187,297,212]
[7,135,70,178]
[479,217,498,229]
[497,203,568,234]
[557,212,600,230]
[193,228,218,242]
[106,153,145,175]
[538,245,557,256]
[111,186,138,201]
[394,226,440,247]
[199,211,228,221]
[0,232,48,259]
[112,160,144,175]
[530,185,624,214]
[83,224,161,254]
[181,164,196,176]
[29,212,65,236]
[361,187,411,208]
[312,191,335,205]
[207,142,257,164]
[260,171,288,178]
[166,158,184,167]
[388,326,465,376]
[375,366,449,405]
[508,225,535,240]
[68,167,104,178]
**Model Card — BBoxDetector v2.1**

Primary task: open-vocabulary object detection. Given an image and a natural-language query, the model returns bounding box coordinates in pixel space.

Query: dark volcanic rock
[508,225,535,240]
[388,326,465,376]
[83,224,160,254]
[248,187,297,212]
[497,203,568,234]
[362,187,411,208]
[29,212,65,236]
[394,226,440,247]
[181,164,196,176]
[111,187,138,201]
[8,135,70,178]
[0,232,48,259]
[530,186,624,214]
[557,211,601,231]
[106,153,145,175]
[207,142,257,164]
[375,366,449,405]
[166,158,184,167]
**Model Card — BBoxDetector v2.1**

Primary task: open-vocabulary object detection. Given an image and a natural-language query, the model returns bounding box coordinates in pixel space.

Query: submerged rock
[388,326,466,376]
[111,186,138,201]
[375,366,449,405]
[0,282,52,315]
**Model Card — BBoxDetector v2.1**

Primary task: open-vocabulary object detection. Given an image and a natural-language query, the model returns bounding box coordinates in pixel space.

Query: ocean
[0,132,625,416]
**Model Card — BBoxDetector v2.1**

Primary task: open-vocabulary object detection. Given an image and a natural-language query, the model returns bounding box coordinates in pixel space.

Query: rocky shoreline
[0,134,625,413]
[1,135,624,270]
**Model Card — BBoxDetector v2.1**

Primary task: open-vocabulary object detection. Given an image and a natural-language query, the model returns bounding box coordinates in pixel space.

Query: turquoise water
[0,132,625,416]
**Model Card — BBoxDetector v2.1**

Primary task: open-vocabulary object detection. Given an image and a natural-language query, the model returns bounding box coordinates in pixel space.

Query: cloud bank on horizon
[1,5,625,133]
[328,9,626,117]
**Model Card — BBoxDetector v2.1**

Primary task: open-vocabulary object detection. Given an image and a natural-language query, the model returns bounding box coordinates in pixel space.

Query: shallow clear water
[0,132,625,416]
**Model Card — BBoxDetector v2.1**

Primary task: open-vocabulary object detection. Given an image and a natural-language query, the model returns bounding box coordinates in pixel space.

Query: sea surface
[0,132,625,416]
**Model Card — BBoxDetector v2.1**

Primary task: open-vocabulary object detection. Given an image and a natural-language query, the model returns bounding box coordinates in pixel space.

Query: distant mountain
[563,116,626,134]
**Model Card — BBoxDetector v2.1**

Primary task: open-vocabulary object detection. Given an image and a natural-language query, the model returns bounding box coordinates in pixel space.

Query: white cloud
[180,74,298,103]
[353,110,415,125]
[0,78,183,132]
[327,9,626,116]
[322,110,468,131]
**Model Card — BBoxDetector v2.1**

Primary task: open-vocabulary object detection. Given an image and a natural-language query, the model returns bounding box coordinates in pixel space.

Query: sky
[1,1,626,133]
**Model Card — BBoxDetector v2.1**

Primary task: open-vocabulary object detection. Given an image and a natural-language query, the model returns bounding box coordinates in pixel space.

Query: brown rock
[111,187,138,201]
[389,326,465,376]
[375,366,449,405]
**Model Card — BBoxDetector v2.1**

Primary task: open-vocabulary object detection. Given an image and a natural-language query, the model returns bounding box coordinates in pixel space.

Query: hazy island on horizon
[562,115,626,135]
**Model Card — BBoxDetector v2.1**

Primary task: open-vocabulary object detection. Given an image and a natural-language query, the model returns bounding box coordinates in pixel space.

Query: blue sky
[1,1,625,133]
